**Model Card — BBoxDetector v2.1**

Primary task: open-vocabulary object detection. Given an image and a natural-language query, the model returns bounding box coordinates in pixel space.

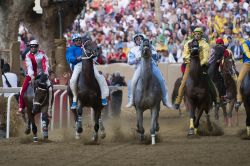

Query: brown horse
[171,76,185,116]
[240,70,250,136]
[23,73,53,142]
[185,39,213,135]
[208,45,228,124]
[221,56,239,126]
[67,39,105,142]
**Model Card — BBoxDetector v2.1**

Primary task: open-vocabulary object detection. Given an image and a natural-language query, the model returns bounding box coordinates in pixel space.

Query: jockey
[66,33,109,109]
[235,31,250,109]
[18,40,52,114]
[212,38,238,103]
[216,38,238,82]
[174,27,220,109]
[126,33,172,108]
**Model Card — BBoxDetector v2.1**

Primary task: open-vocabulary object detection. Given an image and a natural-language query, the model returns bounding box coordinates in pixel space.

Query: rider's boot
[126,97,134,108]
[71,101,78,109]
[102,98,108,106]
[162,96,172,109]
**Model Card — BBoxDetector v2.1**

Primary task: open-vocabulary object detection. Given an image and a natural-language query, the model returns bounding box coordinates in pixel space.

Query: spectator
[1,63,18,97]
[114,47,127,63]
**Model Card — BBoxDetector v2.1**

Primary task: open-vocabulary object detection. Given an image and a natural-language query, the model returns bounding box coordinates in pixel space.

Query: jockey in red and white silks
[66,33,109,109]
[18,40,52,114]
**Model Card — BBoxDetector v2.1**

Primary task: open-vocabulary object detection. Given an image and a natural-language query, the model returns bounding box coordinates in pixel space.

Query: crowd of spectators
[18,0,250,65]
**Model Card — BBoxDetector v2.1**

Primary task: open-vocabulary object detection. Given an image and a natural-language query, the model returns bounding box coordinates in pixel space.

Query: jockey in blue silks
[126,33,172,108]
[66,33,109,109]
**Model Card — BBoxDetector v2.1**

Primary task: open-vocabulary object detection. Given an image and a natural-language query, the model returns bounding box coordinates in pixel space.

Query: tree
[0,0,86,129]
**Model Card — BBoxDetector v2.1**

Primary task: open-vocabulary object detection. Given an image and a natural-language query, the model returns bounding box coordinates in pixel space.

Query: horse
[109,72,127,118]
[185,39,213,135]
[23,73,53,142]
[221,55,239,126]
[134,39,162,145]
[240,70,250,137]
[171,76,185,116]
[67,39,105,142]
[208,45,228,124]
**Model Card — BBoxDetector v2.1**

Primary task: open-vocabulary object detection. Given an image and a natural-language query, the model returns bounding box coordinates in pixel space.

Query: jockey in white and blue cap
[126,33,172,108]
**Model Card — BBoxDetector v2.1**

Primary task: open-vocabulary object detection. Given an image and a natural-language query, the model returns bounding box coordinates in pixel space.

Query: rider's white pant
[70,62,109,102]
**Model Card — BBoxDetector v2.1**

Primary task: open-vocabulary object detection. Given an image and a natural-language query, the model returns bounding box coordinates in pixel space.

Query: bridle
[82,39,95,60]
[33,83,50,106]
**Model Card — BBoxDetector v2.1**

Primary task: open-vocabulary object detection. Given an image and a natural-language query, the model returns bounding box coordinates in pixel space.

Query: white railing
[0,85,67,138]
[0,85,125,138]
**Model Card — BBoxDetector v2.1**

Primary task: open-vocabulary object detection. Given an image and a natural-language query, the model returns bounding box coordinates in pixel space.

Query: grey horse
[134,39,162,145]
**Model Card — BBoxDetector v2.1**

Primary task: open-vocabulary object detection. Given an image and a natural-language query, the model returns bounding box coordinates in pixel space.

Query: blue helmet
[72,33,81,41]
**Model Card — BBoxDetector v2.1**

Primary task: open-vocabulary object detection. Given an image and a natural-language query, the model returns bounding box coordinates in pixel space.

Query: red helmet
[216,38,224,45]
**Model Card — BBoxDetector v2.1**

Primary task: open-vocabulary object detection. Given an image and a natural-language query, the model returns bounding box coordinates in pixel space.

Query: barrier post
[6,93,15,138]
[59,90,67,128]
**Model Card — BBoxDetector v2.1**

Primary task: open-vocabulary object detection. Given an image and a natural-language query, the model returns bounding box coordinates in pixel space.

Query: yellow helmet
[193,27,203,34]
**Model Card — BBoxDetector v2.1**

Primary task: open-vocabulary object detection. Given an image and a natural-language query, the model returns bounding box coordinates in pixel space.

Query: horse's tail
[172,77,182,105]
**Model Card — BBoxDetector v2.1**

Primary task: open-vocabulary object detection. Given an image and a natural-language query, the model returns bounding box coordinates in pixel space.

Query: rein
[82,40,95,60]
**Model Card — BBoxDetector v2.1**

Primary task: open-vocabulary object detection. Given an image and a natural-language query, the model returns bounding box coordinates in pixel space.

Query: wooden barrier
[97,62,243,105]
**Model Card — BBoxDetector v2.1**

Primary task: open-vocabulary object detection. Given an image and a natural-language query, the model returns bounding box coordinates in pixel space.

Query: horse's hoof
[92,133,98,142]
[138,134,144,142]
[77,127,83,133]
[33,137,38,142]
[75,132,80,139]
[100,131,106,139]
[187,128,195,136]
[24,128,31,135]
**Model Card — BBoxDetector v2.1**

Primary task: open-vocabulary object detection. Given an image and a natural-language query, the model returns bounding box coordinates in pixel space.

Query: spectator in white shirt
[1,63,18,97]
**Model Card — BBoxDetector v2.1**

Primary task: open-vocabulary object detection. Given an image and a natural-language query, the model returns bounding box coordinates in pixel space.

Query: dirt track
[0,108,250,166]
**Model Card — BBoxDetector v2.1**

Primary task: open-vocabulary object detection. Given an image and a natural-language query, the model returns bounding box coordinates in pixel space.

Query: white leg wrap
[151,134,156,145]
[190,118,194,129]
[247,126,250,136]
[93,65,109,98]
[70,63,82,102]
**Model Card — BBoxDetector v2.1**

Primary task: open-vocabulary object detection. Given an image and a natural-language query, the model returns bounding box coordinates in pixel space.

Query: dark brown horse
[221,56,239,126]
[208,45,228,123]
[23,73,53,142]
[240,70,250,136]
[68,39,105,142]
[185,39,213,135]
[109,72,127,118]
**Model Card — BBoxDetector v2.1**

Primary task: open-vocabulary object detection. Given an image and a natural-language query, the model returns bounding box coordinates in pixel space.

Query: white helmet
[29,39,39,45]
[133,33,146,43]
[72,33,82,41]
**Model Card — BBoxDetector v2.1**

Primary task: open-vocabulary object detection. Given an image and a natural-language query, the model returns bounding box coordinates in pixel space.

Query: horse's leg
[25,120,31,135]
[41,111,49,140]
[150,106,159,145]
[245,103,250,136]
[227,100,235,127]
[235,100,239,126]
[30,114,38,142]
[75,105,83,139]
[187,102,196,136]
[214,104,219,120]
[193,108,204,135]
[136,109,144,142]
[221,105,228,126]
[99,110,106,139]
[92,109,101,142]
[204,109,213,132]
